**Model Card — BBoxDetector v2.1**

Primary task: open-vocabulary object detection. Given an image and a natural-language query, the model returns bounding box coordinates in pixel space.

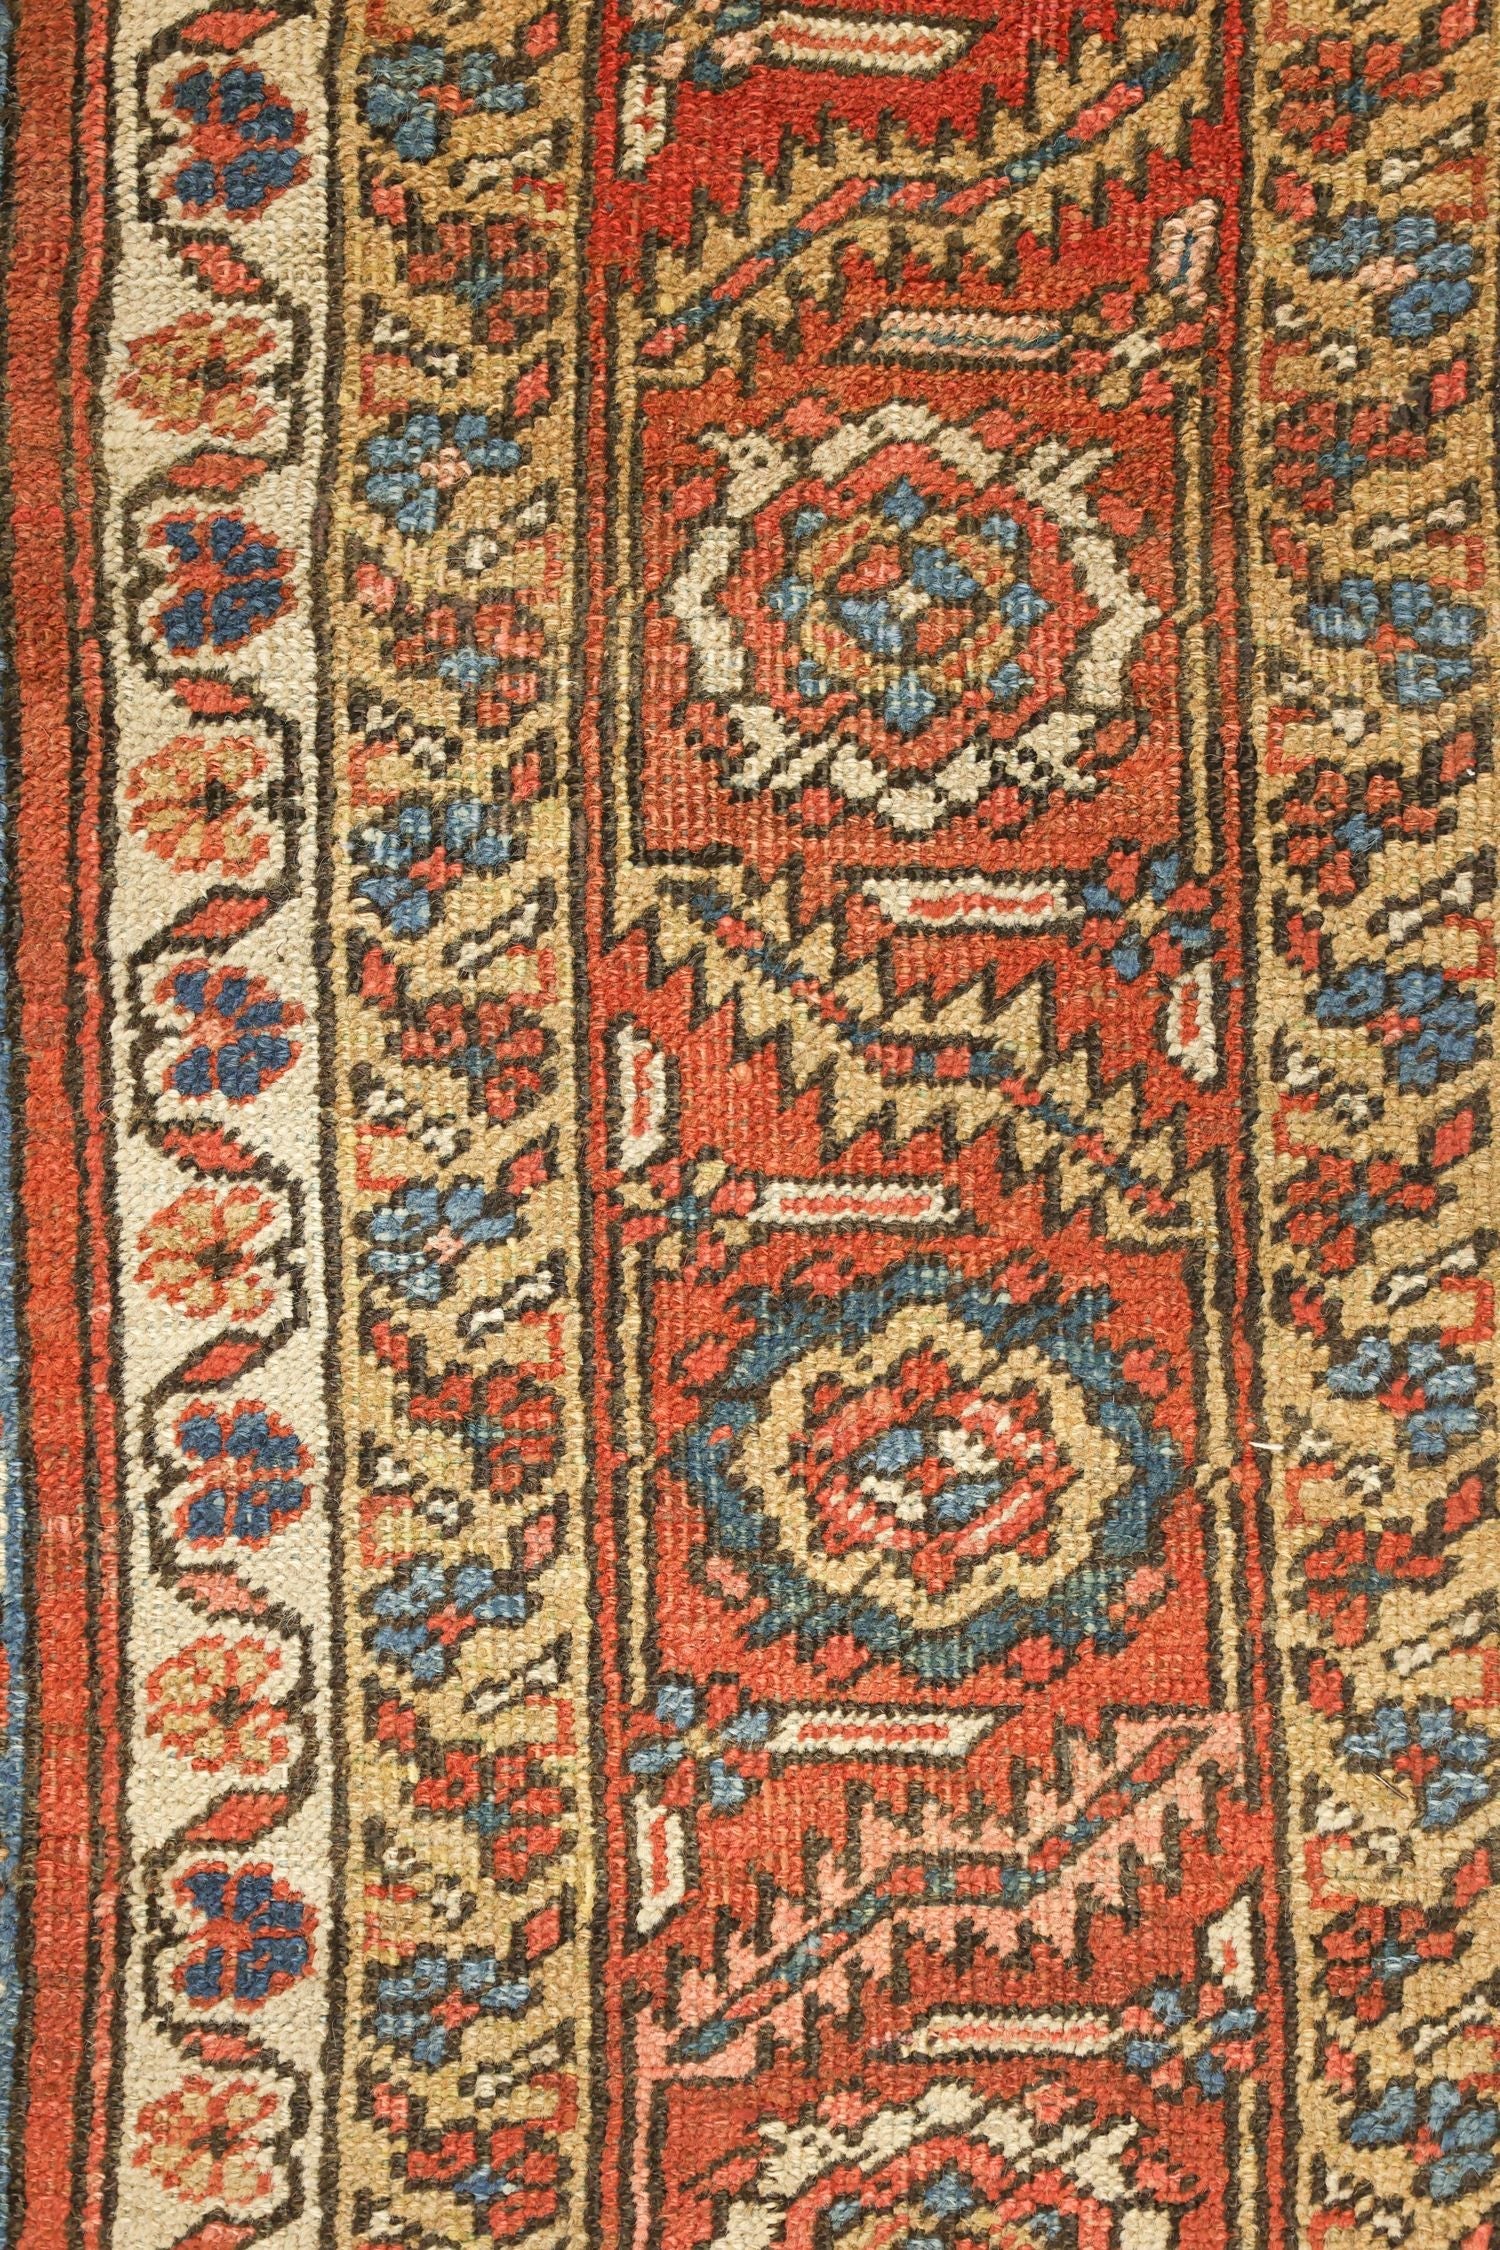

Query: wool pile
[1,0,1497,2241]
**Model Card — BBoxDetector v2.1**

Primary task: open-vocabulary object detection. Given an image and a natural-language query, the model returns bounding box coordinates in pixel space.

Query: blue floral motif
[351,793,514,936]
[366,1179,517,1304]
[1314,961,1481,1090]
[373,1950,530,2067]
[158,514,291,654]
[626,1683,772,1813]
[1078,846,1218,989]
[1303,574,1481,707]
[1350,2076,1499,2204]
[363,411,522,539]
[176,1404,310,1546]
[1342,1701,1495,1829]
[361,43,532,164]
[1122,1980,1261,2097]
[766,472,1051,745]
[178,1866,312,2004]
[168,63,305,216]
[1302,210,1475,341]
[1324,1332,1481,1462]
[368,1558,528,1682]
[166,965,299,1102]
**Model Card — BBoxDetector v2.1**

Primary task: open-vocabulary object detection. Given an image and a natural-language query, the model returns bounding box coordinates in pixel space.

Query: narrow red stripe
[6,0,122,2234]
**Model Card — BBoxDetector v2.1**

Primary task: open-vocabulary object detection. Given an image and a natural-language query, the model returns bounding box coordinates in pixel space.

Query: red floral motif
[133,2074,282,2207]
[1282,1148,1438,1276]
[401,2071,577,2240]
[405,214,555,350]
[125,733,273,877]
[1271,32,1445,156]
[1302,1522,1450,1647]
[146,1634,290,1776]
[136,1186,279,1324]
[412,1744,569,1888]
[117,312,277,442]
[1319,1899,1461,2024]
[399,992,550,1124]
[387,587,548,736]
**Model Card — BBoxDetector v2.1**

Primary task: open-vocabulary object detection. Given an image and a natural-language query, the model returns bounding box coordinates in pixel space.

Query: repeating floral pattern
[330,0,595,2232]
[98,0,336,2233]
[1250,0,1500,2230]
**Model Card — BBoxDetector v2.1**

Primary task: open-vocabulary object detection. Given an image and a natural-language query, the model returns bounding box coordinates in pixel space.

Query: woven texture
[1,0,1498,2241]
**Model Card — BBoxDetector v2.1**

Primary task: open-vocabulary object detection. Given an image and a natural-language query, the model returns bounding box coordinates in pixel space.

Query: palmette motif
[0,0,1496,2234]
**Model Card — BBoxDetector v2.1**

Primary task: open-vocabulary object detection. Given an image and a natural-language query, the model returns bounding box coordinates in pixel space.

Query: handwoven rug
[3,0,1499,2236]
